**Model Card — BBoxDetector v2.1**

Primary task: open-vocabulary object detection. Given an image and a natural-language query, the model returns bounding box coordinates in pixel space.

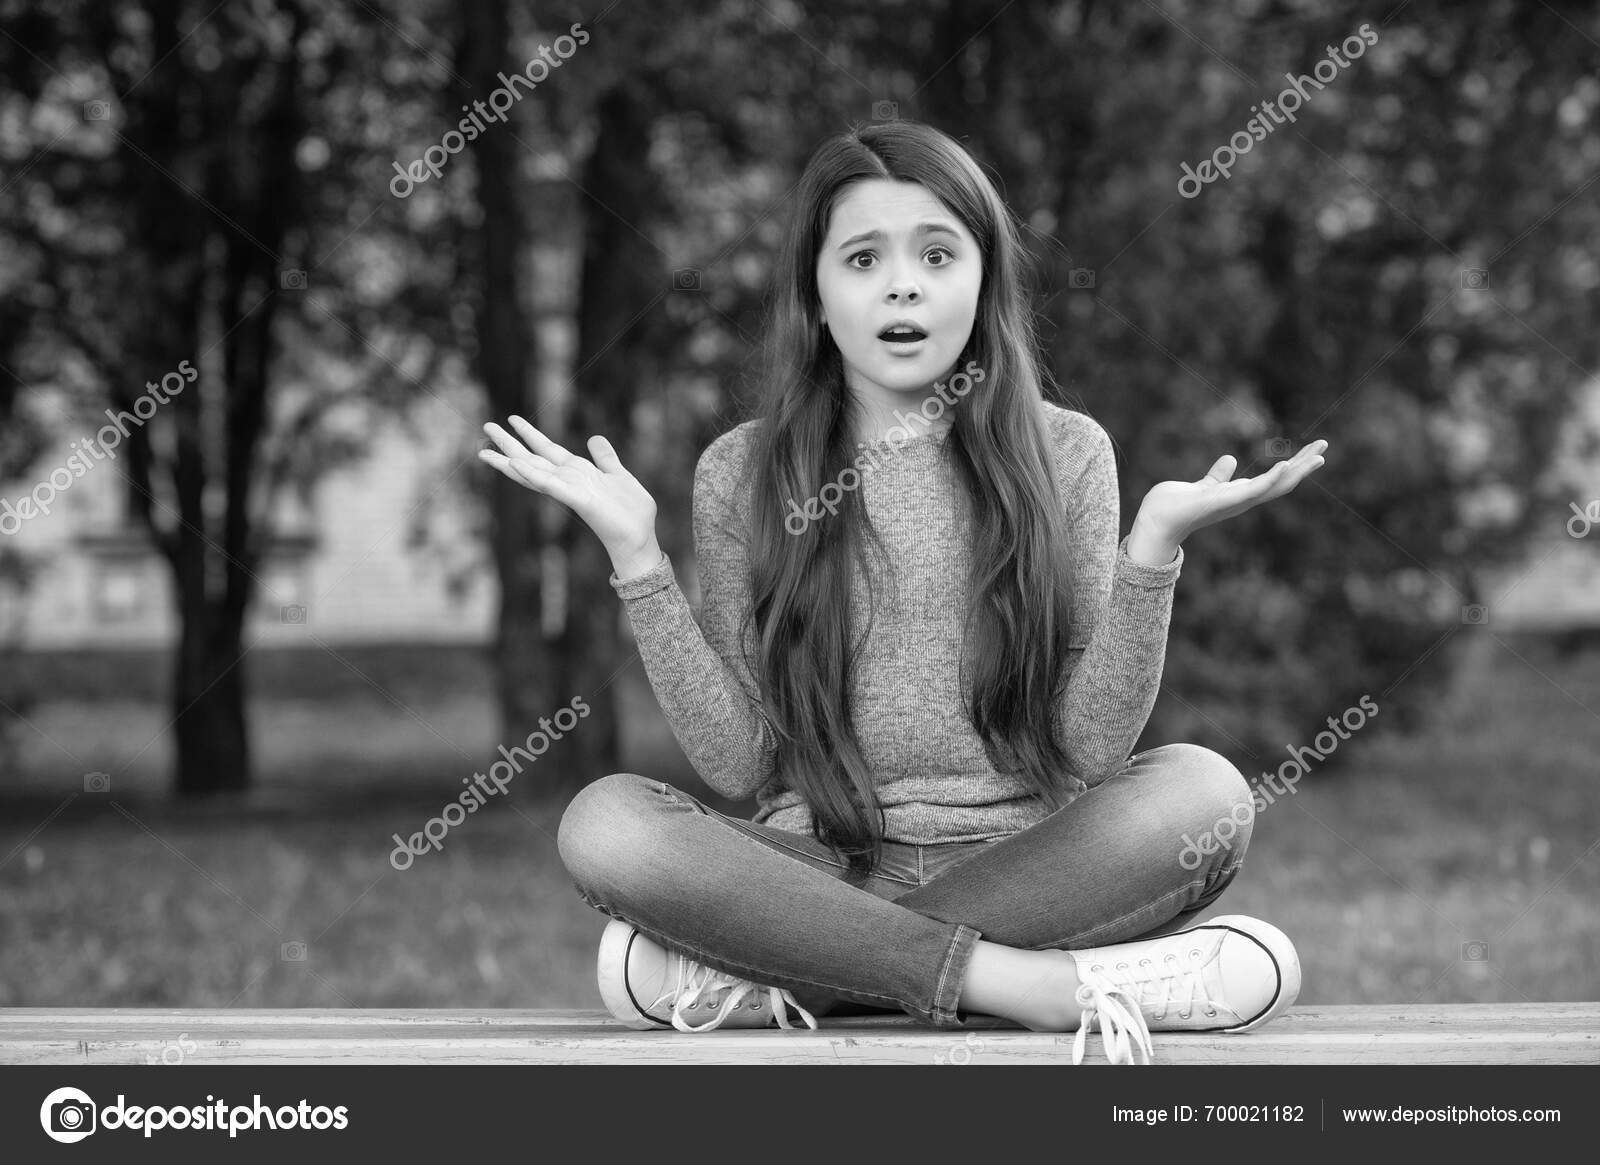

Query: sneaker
[596,919,821,1033]
[1064,914,1301,1065]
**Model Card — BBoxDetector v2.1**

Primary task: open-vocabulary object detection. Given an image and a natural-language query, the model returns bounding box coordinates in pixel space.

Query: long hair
[738,120,1081,879]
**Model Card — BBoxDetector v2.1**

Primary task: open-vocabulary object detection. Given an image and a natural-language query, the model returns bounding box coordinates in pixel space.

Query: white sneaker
[1065,914,1302,1065]
[596,919,821,1033]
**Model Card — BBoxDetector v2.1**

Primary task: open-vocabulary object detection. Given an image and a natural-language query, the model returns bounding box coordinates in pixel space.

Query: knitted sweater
[607,401,1184,845]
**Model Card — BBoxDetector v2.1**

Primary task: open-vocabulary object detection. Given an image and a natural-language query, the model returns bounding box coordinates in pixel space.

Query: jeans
[556,743,1254,1029]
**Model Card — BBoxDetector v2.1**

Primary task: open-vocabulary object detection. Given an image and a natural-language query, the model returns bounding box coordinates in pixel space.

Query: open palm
[479,416,658,556]
[1139,440,1328,542]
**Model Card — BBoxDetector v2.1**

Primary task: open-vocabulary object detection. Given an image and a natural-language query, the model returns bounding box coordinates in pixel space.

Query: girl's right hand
[479,416,659,561]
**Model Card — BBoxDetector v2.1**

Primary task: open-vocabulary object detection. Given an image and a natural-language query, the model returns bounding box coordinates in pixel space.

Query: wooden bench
[2,1003,1596,1064]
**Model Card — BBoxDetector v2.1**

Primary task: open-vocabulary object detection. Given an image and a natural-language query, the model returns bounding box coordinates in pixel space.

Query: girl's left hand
[1135,439,1328,546]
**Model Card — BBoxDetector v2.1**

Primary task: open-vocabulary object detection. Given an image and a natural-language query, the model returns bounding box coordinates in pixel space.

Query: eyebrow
[835,222,962,251]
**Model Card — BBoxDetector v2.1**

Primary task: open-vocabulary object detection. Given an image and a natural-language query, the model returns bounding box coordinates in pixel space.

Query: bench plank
[2,1004,1596,1065]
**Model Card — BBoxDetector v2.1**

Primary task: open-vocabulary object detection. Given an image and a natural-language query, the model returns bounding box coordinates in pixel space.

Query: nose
[886,279,921,304]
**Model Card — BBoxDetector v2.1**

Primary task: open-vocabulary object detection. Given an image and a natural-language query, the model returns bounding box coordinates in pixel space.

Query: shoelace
[1070,980,1154,1065]
[1070,948,1218,1064]
[651,958,820,1033]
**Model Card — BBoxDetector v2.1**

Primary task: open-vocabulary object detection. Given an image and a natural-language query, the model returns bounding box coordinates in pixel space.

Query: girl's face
[815,179,982,430]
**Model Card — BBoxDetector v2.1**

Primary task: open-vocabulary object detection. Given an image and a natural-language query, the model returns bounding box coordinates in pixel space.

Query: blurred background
[0,0,1596,1014]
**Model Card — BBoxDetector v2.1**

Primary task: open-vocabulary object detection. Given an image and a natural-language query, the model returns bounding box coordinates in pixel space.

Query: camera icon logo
[872,100,899,121]
[1264,437,1294,460]
[933,1031,987,1065]
[279,269,308,290]
[40,1086,96,1143]
[1460,604,1489,625]
[1460,268,1489,290]
[671,267,701,292]
[1068,267,1096,289]
[281,605,306,624]
[83,771,111,793]
[1461,940,1490,962]
[146,1031,199,1066]
[280,941,308,962]
[83,100,111,122]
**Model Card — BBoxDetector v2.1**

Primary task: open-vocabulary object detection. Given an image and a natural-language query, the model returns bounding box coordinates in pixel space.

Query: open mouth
[878,324,929,345]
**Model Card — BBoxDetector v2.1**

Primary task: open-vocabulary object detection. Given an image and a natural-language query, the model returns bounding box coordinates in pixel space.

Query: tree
[0,0,461,793]
[859,0,1600,760]
[452,0,551,781]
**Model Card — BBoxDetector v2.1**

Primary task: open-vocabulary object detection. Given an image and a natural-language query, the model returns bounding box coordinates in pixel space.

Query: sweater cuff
[1115,534,1183,589]
[609,551,675,600]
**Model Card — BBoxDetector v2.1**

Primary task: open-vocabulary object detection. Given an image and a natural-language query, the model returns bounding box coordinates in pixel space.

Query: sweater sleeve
[606,437,778,800]
[1052,420,1184,786]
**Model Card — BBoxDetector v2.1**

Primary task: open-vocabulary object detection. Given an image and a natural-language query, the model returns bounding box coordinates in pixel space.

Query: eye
[846,246,955,270]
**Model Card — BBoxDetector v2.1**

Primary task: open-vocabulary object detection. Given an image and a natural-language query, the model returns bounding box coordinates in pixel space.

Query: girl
[479,120,1326,1065]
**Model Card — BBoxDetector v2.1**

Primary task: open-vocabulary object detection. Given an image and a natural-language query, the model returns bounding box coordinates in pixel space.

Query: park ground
[1,632,1595,1010]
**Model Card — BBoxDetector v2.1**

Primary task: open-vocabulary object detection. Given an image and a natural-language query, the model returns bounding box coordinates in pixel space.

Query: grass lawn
[1,633,1596,1011]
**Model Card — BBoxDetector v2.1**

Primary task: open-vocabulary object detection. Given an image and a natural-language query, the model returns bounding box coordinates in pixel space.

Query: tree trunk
[134,0,303,794]
[456,0,553,776]
[172,607,251,795]
[556,79,666,797]
[114,0,257,796]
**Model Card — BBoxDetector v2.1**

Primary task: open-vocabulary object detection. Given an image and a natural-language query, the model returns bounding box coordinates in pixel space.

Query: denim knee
[556,772,660,898]
[1164,743,1256,860]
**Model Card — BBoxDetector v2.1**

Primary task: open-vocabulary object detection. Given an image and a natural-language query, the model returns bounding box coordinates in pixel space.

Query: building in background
[0,393,495,651]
